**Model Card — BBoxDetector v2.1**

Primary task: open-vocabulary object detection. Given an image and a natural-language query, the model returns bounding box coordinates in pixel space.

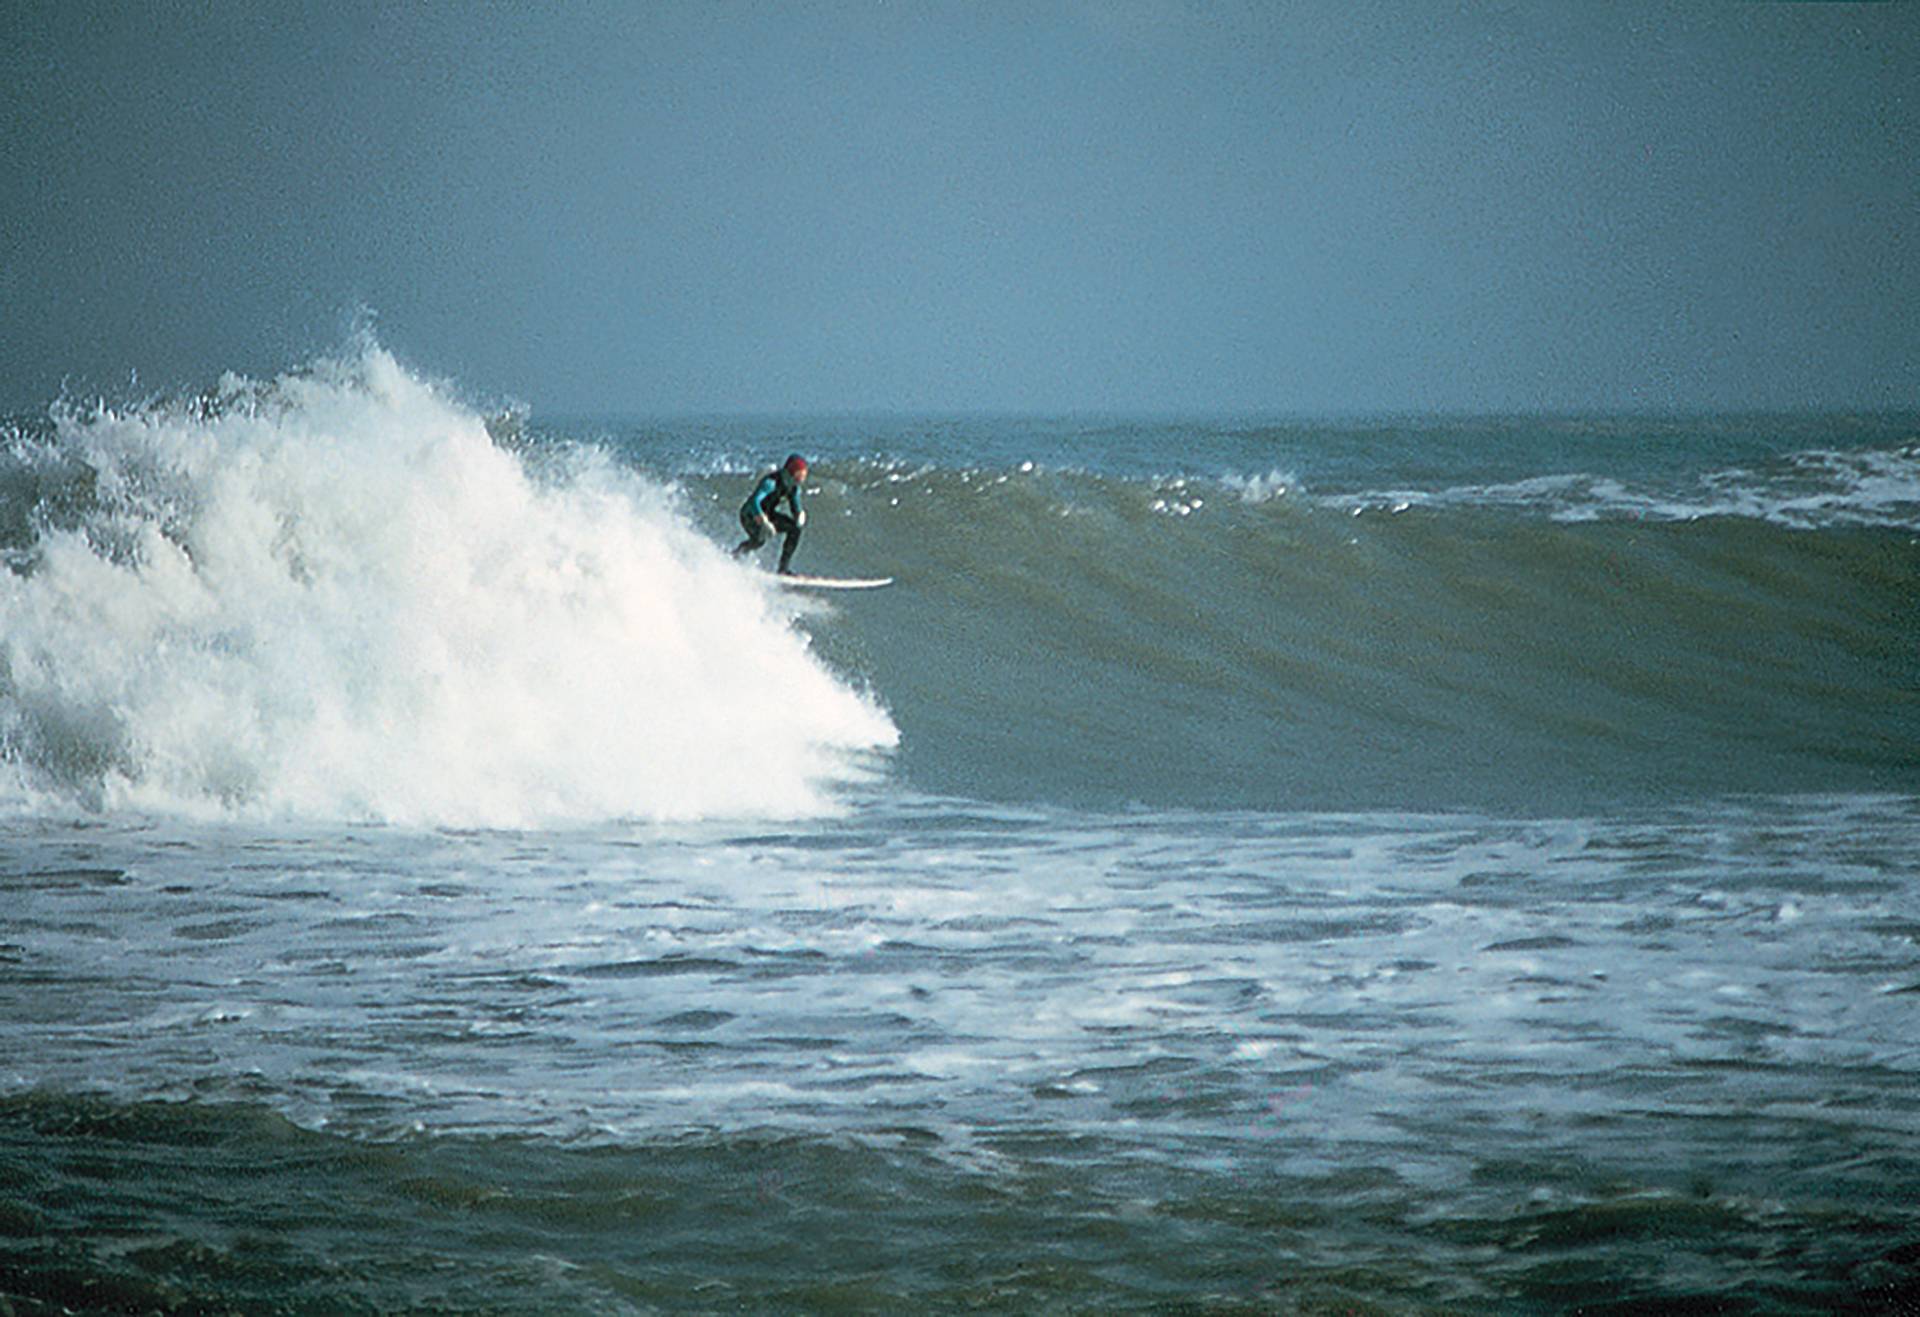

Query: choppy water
[1,350,1916,1312]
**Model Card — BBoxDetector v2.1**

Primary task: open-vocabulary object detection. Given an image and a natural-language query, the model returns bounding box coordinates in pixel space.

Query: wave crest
[0,348,896,825]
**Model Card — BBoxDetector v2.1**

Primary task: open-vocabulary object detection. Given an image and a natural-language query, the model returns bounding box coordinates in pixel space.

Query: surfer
[733,453,809,574]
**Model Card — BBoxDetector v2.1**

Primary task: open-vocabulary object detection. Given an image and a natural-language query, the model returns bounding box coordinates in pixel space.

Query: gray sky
[4,1,1916,415]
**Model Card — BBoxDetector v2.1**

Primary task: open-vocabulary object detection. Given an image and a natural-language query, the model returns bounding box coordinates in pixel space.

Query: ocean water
[1,349,1917,1313]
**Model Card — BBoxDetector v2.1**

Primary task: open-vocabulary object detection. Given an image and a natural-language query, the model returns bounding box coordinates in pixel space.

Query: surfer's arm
[742,475,779,533]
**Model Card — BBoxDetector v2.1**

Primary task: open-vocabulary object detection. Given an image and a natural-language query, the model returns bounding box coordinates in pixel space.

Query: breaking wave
[0,347,896,825]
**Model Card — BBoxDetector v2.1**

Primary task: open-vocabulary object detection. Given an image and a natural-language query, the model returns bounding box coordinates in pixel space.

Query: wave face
[661,416,1920,814]
[0,351,895,824]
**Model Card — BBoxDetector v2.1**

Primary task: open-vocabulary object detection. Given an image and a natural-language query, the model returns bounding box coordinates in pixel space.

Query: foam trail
[0,348,896,825]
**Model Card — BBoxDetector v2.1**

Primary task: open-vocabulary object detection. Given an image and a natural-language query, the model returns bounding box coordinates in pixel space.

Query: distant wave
[1329,442,1920,530]
[0,347,895,824]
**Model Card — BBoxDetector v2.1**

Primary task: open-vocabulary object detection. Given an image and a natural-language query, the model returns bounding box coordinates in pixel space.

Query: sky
[3,1,1916,416]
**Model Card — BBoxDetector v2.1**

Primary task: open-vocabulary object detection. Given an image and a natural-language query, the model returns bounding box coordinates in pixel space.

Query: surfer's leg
[770,511,801,573]
[734,511,768,557]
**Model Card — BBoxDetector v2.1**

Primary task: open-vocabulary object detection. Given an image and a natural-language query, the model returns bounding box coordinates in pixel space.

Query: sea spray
[0,348,896,824]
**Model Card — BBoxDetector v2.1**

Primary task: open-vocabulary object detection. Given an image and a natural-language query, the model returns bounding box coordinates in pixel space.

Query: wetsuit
[734,468,805,573]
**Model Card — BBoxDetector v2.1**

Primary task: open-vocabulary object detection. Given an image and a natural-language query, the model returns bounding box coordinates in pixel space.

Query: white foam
[1339,443,1920,530]
[1221,469,1297,504]
[0,347,896,825]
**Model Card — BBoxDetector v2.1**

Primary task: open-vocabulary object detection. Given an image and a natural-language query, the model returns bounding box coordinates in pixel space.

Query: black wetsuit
[734,468,805,573]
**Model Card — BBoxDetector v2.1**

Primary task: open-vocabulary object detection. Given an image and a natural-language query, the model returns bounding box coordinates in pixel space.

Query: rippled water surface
[4,795,1916,1311]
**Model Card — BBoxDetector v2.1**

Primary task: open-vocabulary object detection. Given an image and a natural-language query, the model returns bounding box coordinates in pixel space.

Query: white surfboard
[776,573,894,591]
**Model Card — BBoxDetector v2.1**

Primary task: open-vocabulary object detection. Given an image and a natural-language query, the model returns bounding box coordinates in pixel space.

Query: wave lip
[0,348,896,826]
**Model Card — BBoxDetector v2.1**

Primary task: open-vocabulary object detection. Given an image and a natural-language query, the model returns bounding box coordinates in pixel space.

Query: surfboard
[775,573,894,590]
